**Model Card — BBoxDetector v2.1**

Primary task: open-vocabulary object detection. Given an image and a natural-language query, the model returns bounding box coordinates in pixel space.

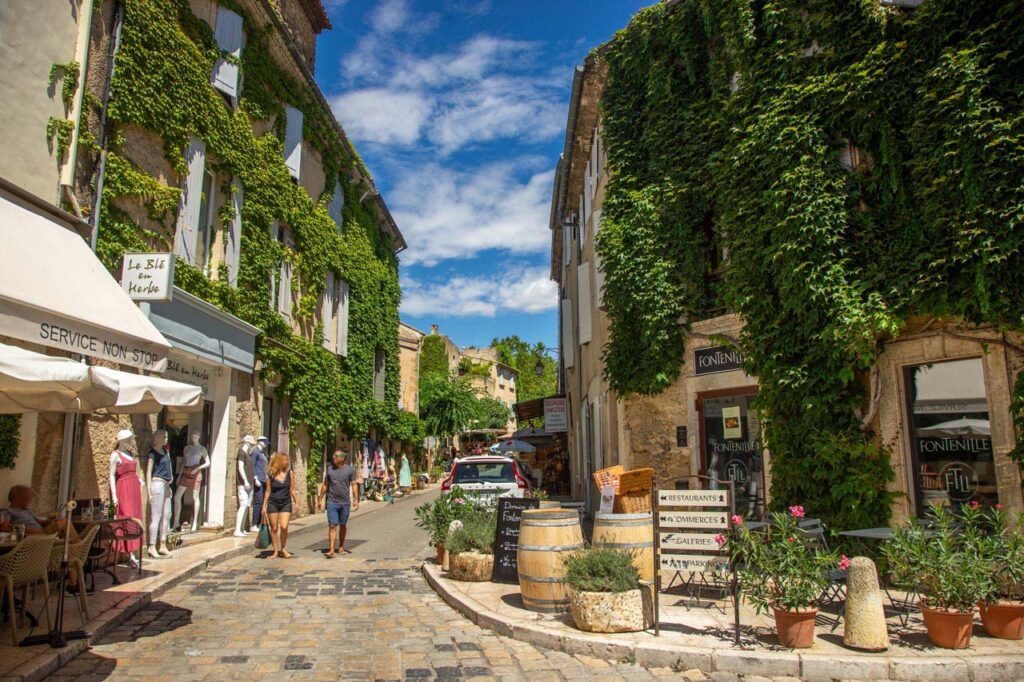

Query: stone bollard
[843,556,889,651]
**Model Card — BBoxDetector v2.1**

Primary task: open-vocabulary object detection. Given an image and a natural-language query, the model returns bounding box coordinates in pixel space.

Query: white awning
[0,342,119,413]
[93,366,203,414]
[0,191,171,371]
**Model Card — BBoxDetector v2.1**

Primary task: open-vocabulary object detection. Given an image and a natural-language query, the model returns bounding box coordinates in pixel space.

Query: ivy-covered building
[552,0,1024,530]
[0,0,409,529]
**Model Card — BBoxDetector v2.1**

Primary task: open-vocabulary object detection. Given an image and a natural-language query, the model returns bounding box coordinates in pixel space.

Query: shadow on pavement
[93,601,192,645]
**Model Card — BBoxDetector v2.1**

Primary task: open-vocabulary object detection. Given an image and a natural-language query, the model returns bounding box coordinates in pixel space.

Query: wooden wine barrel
[517,509,583,613]
[538,500,561,509]
[592,512,655,581]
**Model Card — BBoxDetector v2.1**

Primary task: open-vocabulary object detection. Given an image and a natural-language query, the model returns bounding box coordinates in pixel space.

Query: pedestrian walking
[318,450,358,558]
[262,452,297,559]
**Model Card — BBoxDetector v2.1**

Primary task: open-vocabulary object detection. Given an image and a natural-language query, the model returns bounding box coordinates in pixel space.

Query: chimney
[431,324,439,335]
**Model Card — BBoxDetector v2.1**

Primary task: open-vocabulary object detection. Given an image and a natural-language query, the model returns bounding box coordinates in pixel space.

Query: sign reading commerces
[543,397,568,433]
[694,345,743,376]
[120,252,174,302]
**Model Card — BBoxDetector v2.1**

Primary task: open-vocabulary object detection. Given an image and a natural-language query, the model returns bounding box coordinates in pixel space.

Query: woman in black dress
[262,452,297,558]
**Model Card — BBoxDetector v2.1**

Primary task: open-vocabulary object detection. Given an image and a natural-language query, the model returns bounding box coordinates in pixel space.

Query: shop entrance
[697,388,765,520]
[159,400,214,532]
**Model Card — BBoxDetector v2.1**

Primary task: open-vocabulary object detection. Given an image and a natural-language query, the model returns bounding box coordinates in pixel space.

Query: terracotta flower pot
[979,601,1024,640]
[436,544,445,565]
[773,607,817,648]
[920,604,974,649]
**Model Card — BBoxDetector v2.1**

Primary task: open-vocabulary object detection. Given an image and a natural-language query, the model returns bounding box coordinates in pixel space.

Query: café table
[838,527,896,541]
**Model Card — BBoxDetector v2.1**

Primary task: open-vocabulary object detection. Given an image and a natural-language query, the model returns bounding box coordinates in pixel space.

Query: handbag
[255,523,271,549]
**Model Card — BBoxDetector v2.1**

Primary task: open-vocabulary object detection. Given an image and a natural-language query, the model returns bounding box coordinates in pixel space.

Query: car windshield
[453,462,515,483]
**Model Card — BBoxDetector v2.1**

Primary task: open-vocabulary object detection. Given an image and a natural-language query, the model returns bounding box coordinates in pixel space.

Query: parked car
[441,455,531,499]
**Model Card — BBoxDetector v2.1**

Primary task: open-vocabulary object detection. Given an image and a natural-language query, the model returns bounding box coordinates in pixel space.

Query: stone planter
[920,604,974,649]
[979,601,1024,640]
[569,589,645,633]
[449,551,494,582]
[773,607,818,648]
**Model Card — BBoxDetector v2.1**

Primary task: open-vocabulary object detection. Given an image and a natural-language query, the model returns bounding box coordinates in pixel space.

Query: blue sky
[315,0,648,350]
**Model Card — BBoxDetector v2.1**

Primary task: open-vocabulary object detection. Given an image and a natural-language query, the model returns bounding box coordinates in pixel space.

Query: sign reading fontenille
[120,252,174,302]
[694,345,743,376]
[657,489,728,507]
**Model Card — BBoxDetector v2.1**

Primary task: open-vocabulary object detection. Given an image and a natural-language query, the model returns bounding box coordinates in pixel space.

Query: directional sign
[659,532,722,551]
[657,489,729,507]
[659,510,728,529]
[660,554,730,574]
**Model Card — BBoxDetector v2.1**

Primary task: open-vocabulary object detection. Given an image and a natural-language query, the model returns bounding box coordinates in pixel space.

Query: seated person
[1,485,79,541]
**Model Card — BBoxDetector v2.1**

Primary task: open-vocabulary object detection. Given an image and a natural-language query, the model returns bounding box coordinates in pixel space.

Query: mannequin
[109,428,142,568]
[235,435,256,537]
[174,432,211,532]
[399,453,412,489]
[250,436,270,533]
[145,429,174,559]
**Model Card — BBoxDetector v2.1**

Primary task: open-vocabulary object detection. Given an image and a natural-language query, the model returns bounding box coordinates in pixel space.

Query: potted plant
[884,502,989,649]
[415,486,475,564]
[978,505,1024,639]
[725,506,840,648]
[447,508,497,581]
[564,546,646,633]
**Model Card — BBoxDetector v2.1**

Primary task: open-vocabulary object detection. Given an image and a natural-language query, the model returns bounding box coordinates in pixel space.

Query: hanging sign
[659,510,728,529]
[120,252,174,302]
[657,489,728,507]
[543,397,568,433]
[491,497,540,584]
[694,345,743,376]
[722,405,743,439]
[163,352,213,398]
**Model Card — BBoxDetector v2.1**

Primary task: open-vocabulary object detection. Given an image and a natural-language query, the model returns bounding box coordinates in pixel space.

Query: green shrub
[564,546,639,594]
[446,508,497,556]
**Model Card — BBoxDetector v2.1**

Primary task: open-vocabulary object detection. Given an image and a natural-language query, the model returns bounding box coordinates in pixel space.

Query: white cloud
[331,88,433,145]
[390,160,554,266]
[371,0,410,33]
[402,267,557,318]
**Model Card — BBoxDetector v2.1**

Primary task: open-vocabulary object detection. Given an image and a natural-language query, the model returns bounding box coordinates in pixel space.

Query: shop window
[373,348,386,401]
[699,391,764,520]
[906,357,996,516]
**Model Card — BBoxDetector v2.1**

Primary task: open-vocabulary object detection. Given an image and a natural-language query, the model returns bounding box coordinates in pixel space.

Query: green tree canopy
[491,335,558,403]
[420,373,477,440]
[472,395,512,431]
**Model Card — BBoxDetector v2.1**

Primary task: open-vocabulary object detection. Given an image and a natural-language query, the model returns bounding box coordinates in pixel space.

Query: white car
[441,455,530,499]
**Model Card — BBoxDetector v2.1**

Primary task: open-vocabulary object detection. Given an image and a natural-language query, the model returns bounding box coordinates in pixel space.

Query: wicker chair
[50,524,100,626]
[0,534,57,646]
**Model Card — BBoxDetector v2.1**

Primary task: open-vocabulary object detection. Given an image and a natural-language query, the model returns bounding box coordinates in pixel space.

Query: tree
[420,373,477,440]
[491,335,558,403]
[472,395,512,431]
[420,335,450,384]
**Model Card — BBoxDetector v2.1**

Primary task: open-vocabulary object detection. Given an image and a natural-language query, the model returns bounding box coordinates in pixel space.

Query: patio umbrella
[490,439,536,454]
[917,417,991,437]
[0,342,119,413]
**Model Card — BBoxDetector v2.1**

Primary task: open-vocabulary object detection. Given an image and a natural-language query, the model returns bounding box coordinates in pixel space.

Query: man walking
[318,450,358,558]
[250,436,270,532]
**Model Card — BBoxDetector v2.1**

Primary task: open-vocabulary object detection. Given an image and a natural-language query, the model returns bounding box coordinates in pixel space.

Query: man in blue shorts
[318,450,358,558]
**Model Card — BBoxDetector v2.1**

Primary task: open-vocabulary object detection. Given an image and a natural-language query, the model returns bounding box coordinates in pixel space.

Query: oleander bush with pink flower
[725,506,840,614]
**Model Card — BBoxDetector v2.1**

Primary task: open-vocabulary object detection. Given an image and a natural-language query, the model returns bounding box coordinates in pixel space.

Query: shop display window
[700,391,764,520]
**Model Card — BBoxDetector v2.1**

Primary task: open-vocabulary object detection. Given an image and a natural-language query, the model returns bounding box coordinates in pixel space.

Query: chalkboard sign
[491,497,540,584]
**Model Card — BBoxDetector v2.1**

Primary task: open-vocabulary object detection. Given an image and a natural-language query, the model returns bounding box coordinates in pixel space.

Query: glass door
[699,391,764,520]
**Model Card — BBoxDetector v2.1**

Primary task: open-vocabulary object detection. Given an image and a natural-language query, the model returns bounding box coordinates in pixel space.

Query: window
[276,225,294,319]
[173,137,207,265]
[700,391,765,520]
[211,6,244,100]
[195,169,216,274]
[283,105,303,179]
[906,358,996,515]
[328,182,344,234]
[373,348,386,401]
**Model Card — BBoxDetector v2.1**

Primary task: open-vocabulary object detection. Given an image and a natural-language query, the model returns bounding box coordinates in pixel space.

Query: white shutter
[278,227,294,319]
[174,137,206,265]
[226,177,242,286]
[577,263,592,345]
[578,195,586,255]
[284,106,303,179]
[561,299,575,369]
[562,222,570,268]
[583,164,592,232]
[328,182,344,233]
[336,279,350,357]
[321,271,335,350]
[593,210,606,309]
[211,6,243,99]
[269,221,278,305]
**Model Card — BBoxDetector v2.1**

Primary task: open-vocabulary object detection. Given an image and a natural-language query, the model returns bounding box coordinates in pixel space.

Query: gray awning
[148,287,260,373]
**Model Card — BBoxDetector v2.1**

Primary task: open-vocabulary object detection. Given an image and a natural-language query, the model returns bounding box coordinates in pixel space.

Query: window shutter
[336,279,350,357]
[578,195,586,255]
[283,106,303,179]
[174,137,206,265]
[562,222,570,268]
[583,164,592,231]
[328,182,344,233]
[226,177,242,286]
[561,299,575,369]
[321,271,334,350]
[211,6,243,99]
[269,221,278,306]
[278,227,294,319]
[577,262,592,345]
[593,211,606,310]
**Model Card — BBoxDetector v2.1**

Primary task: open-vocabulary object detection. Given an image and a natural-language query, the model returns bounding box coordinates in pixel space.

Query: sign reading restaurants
[694,345,743,376]
[543,397,568,433]
[121,252,174,302]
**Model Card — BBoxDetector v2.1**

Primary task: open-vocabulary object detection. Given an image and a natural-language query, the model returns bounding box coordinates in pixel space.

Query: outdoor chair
[95,518,144,586]
[0,534,56,646]
[798,519,848,630]
[50,523,99,626]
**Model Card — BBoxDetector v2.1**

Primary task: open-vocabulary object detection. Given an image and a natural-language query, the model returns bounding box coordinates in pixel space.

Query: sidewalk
[0,484,437,682]
[423,562,1024,681]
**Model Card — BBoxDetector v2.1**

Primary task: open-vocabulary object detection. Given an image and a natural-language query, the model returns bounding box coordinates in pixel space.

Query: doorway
[697,388,765,520]
[159,399,214,532]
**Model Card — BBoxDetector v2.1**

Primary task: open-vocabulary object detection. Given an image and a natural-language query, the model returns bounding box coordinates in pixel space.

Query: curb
[421,563,1024,681]
[9,485,438,682]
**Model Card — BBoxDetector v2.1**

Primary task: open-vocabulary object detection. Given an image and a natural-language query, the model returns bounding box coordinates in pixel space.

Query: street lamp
[535,347,559,376]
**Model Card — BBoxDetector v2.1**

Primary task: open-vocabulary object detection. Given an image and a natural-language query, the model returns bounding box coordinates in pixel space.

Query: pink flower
[787,536,795,543]
[969,500,980,509]
[996,504,1004,510]
[838,555,851,571]
[789,505,805,519]
[453,498,466,505]
[714,534,726,548]
[731,515,743,527]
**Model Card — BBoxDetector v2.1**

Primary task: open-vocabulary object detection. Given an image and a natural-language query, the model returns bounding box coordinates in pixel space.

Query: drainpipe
[60,0,96,192]
[89,1,124,253]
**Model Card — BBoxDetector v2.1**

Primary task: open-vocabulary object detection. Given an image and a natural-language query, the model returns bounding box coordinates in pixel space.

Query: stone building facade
[398,322,425,416]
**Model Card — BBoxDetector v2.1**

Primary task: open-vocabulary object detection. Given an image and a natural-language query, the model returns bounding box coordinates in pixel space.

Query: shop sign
[491,497,540,584]
[543,397,568,433]
[120,252,174,302]
[660,554,729,574]
[164,354,213,398]
[658,510,728,529]
[694,345,743,376]
[657,489,728,507]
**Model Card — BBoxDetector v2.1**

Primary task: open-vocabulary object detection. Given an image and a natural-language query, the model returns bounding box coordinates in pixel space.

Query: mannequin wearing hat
[173,432,210,532]
[145,429,174,558]
[109,428,142,567]
[249,436,270,532]
[234,435,257,537]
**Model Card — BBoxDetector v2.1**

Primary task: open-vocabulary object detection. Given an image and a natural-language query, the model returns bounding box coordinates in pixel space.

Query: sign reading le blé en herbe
[121,252,174,302]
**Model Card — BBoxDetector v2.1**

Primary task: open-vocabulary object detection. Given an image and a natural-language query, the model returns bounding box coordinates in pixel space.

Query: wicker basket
[593,465,625,494]
[614,468,654,513]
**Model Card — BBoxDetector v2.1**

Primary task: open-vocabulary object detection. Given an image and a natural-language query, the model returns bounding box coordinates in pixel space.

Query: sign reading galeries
[120,252,174,302]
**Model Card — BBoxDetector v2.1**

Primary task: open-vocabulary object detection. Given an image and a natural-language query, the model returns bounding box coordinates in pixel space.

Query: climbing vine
[0,415,19,470]
[83,0,403,489]
[597,0,1024,530]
